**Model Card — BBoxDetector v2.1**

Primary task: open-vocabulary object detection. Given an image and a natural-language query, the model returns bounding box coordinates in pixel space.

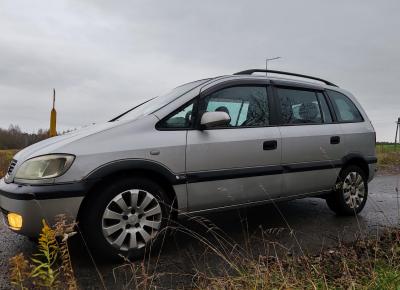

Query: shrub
[9,216,78,290]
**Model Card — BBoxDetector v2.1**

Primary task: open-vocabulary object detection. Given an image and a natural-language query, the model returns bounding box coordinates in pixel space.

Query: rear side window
[327,90,363,122]
[276,88,324,124]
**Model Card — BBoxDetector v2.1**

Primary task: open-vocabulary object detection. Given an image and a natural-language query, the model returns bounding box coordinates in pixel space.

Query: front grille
[7,159,17,175]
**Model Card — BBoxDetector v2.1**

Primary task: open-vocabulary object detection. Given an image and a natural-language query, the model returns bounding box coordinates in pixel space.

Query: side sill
[180,189,333,216]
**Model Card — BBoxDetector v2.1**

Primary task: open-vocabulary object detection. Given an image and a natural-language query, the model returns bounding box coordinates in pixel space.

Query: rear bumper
[368,163,377,182]
[0,178,90,237]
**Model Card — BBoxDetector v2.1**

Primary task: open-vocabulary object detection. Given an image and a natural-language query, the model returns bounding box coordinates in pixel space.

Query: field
[376,143,400,152]
[376,143,400,174]
[0,149,18,177]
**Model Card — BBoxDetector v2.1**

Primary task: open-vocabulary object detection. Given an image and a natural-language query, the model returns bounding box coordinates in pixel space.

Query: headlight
[15,154,75,182]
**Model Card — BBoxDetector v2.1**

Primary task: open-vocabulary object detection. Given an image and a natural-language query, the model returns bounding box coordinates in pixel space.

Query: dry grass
[9,212,400,289]
[106,216,400,289]
[0,149,18,177]
[376,145,400,174]
[191,228,400,289]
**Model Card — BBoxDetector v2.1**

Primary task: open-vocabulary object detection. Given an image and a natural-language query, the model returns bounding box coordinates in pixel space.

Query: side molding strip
[185,156,377,184]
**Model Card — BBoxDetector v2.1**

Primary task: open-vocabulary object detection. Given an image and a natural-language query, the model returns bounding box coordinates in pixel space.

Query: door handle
[263,140,277,150]
[330,136,340,144]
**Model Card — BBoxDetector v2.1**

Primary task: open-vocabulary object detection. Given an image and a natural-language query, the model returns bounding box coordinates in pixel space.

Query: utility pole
[266,57,281,76]
[395,117,400,150]
[49,89,57,137]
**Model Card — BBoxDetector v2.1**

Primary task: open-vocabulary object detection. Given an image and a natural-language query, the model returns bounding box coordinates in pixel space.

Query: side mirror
[200,111,231,128]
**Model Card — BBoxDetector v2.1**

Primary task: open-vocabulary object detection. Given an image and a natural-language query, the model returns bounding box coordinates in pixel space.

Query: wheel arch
[76,159,182,222]
[341,153,370,177]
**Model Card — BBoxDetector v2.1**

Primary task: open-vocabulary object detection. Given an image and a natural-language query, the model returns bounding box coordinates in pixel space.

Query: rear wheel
[326,165,368,215]
[80,177,172,260]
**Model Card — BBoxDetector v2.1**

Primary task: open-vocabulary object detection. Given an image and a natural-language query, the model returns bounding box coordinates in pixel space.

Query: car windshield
[113,79,209,122]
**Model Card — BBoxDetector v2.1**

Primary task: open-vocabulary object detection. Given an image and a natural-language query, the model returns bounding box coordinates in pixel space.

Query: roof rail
[233,69,338,87]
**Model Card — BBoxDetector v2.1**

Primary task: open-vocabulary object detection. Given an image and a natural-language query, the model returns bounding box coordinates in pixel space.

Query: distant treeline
[0,125,49,150]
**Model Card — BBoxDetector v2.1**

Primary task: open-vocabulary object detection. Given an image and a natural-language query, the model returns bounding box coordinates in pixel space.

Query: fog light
[7,213,23,230]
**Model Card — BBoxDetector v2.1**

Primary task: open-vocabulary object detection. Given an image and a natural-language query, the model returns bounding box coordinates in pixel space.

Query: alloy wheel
[101,189,162,251]
[342,171,365,209]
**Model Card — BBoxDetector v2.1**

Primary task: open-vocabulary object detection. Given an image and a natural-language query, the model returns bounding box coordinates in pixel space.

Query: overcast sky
[0,0,399,141]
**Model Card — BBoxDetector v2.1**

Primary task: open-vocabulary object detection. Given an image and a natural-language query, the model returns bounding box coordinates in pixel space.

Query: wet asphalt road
[1,174,399,289]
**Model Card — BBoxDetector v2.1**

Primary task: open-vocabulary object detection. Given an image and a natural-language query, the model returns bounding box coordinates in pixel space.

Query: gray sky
[0,0,399,141]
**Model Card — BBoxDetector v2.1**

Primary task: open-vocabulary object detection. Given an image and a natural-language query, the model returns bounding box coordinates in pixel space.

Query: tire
[80,176,173,261]
[326,165,368,216]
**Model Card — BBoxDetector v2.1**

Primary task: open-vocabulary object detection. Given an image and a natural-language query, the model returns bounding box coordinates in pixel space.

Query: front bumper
[0,178,91,237]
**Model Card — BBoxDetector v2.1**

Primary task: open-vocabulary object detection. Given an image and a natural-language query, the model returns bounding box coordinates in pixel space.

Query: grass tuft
[189,227,400,289]
[9,216,78,290]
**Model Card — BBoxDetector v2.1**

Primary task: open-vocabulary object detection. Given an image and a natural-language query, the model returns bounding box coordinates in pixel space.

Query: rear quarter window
[326,90,363,123]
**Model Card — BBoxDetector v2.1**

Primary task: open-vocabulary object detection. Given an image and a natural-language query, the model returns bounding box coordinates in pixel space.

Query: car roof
[192,69,339,91]
[179,70,346,96]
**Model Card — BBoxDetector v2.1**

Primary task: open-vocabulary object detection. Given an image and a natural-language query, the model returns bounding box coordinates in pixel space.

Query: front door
[185,84,282,212]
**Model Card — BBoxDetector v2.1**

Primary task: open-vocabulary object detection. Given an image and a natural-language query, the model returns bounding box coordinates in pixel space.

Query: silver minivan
[0,69,377,259]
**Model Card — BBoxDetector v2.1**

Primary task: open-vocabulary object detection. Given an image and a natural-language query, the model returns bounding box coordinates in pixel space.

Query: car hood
[14,122,117,162]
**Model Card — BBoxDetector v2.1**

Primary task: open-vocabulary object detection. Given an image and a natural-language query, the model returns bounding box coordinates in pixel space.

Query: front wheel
[326,165,368,216]
[80,177,172,260]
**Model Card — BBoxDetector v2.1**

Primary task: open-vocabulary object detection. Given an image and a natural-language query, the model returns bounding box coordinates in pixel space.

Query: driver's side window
[202,86,269,128]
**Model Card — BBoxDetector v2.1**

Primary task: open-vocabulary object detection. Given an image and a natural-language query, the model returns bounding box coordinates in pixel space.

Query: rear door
[274,85,345,196]
[185,82,282,211]
[325,90,376,162]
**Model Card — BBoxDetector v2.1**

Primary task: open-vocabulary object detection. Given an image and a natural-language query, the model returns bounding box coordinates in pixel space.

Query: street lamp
[266,57,282,76]
[395,117,400,150]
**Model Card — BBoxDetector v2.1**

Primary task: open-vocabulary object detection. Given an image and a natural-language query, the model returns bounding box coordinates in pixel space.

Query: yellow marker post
[49,89,57,137]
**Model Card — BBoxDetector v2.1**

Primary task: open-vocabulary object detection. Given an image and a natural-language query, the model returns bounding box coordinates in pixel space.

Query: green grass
[371,263,400,290]
[376,143,400,153]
